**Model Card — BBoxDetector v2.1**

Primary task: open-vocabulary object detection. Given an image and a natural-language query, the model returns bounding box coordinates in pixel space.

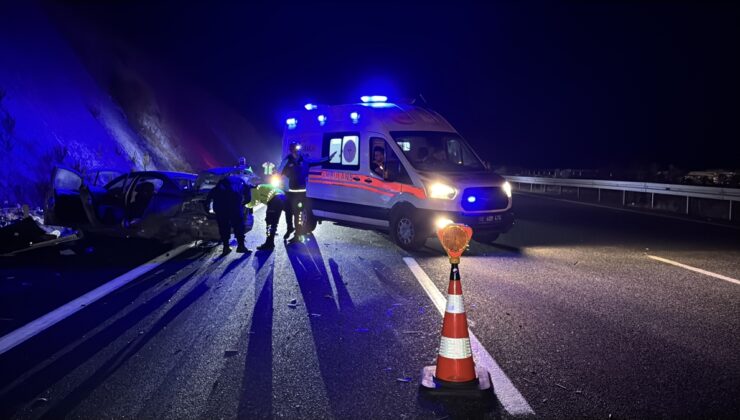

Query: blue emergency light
[317,114,327,125]
[350,112,360,123]
[304,103,317,110]
[361,95,388,103]
[286,118,297,129]
[467,196,477,203]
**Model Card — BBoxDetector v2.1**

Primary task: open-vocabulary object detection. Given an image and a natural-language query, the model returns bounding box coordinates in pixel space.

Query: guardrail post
[559,185,562,195]
[686,196,690,215]
[730,200,733,222]
[622,190,626,206]
[651,193,654,208]
[597,189,601,203]
[529,183,533,192]
[576,187,580,200]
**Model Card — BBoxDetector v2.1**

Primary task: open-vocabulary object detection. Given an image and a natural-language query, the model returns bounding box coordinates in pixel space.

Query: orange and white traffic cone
[420,223,492,398]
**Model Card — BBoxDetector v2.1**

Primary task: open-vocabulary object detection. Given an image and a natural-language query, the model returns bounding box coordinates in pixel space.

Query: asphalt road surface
[1,193,738,419]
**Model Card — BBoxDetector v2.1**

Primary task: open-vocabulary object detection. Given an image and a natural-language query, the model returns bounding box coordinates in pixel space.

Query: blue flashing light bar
[350,112,360,123]
[317,114,327,125]
[360,95,388,103]
[304,103,317,110]
[467,196,477,203]
[286,118,297,129]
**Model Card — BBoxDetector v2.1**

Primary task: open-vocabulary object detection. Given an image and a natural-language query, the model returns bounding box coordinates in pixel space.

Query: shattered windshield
[390,131,485,172]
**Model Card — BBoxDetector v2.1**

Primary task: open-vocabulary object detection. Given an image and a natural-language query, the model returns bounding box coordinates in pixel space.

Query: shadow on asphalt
[284,236,358,418]
[0,246,212,418]
[237,250,274,417]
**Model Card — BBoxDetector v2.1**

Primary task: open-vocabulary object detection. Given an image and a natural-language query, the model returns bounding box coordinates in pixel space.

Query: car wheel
[391,210,427,250]
[473,232,499,244]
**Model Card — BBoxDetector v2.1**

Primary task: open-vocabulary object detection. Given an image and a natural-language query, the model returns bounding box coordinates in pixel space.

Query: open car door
[45,166,87,226]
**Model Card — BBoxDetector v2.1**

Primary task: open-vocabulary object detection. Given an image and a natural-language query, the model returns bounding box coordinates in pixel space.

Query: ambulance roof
[284,102,456,135]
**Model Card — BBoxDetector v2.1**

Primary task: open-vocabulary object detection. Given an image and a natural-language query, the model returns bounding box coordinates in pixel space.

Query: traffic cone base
[420,365,493,399]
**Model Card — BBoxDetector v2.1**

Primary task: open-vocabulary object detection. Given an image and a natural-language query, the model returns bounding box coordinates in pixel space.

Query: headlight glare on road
[428,182,457,200]
[502,181,512,198]
[435,217,454,230]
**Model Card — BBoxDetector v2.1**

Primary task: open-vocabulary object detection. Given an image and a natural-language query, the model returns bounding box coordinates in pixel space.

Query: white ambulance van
[281,96,514,250]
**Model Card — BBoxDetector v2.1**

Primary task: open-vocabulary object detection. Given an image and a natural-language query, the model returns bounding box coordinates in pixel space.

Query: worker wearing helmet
[279,142,335,244]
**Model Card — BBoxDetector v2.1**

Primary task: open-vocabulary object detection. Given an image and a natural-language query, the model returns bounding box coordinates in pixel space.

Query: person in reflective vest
[205,175,251,255]
[279,141,335,244]
[246,181,286,251]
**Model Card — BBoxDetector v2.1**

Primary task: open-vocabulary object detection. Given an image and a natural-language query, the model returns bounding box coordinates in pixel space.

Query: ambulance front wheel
[390,210,427,250]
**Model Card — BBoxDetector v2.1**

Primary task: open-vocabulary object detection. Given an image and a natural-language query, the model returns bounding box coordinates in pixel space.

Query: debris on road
[288,298,298,308]
[396,377,412,383]
[309,313,321,317]
[323,294,334,299]
[555,383,569,390]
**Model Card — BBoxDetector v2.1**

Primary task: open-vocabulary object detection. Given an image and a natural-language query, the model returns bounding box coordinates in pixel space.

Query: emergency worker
[205,175,252,255]
[246,178,287,251]
[280,141,336,244]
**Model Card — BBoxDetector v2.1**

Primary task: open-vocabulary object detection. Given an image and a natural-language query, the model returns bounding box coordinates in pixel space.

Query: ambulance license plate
[478,214,502,224]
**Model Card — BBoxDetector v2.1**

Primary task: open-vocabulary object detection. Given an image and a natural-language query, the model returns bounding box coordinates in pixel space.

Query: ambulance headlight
[270,175,282,188]
[428,182,457,200]
[502,181,512,198]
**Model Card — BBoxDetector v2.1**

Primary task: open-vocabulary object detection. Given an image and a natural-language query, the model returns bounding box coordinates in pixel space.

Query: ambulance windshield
[391,131,485,172]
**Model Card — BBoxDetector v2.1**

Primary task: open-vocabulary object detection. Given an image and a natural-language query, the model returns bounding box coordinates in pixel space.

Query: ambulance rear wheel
[391,211,427,250]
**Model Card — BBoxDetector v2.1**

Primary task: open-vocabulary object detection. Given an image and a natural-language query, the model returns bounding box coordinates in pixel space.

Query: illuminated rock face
[0,3,274,207]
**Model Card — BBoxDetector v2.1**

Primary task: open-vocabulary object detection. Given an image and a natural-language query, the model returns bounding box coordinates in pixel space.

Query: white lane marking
[403,257,535,416]
[0,241,199,356]
[647,255,740,286]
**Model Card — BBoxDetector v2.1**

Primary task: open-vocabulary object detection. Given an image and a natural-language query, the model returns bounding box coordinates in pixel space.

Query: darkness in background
[49,1,740,170]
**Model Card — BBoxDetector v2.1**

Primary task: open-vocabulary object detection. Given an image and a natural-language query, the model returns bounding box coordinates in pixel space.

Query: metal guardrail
[506,175,740,222]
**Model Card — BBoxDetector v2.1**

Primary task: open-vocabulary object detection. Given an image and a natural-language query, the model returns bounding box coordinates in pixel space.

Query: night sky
[54,1,739,170]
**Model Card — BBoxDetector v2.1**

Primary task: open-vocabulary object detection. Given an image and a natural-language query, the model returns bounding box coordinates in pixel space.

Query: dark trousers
[265,195,286,236]
[216,209,246,247]
[283,197,293,231]
[286,190,309,236]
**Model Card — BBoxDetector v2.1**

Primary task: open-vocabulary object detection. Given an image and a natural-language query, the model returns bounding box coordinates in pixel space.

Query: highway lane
[0,194,738,418]
[415,194,740,418]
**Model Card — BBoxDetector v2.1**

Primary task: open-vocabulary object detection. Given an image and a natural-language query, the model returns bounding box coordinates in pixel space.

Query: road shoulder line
[647,254,740,286]
[403,257,535,416]
[0,241,199,356]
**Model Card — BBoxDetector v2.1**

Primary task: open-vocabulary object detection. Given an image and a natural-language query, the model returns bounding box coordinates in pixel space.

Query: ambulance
[281,96,514,250]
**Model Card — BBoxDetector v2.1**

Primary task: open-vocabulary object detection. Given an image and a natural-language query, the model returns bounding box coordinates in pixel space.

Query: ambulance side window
[375,138,412,185]
[322,132,360,170]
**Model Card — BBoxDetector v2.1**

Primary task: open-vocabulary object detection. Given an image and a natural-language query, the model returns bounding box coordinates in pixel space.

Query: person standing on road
[246,179,287,251]
[205,174,252,255]
[280,141,335,244]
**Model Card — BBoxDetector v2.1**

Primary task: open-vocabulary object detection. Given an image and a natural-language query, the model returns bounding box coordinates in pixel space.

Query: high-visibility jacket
[246,184,285,209]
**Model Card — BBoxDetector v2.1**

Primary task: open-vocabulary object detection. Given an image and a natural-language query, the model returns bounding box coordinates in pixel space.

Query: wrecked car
[44,166,256,243]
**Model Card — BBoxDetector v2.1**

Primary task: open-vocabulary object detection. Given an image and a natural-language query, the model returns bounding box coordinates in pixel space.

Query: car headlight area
[428,182,457,200]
